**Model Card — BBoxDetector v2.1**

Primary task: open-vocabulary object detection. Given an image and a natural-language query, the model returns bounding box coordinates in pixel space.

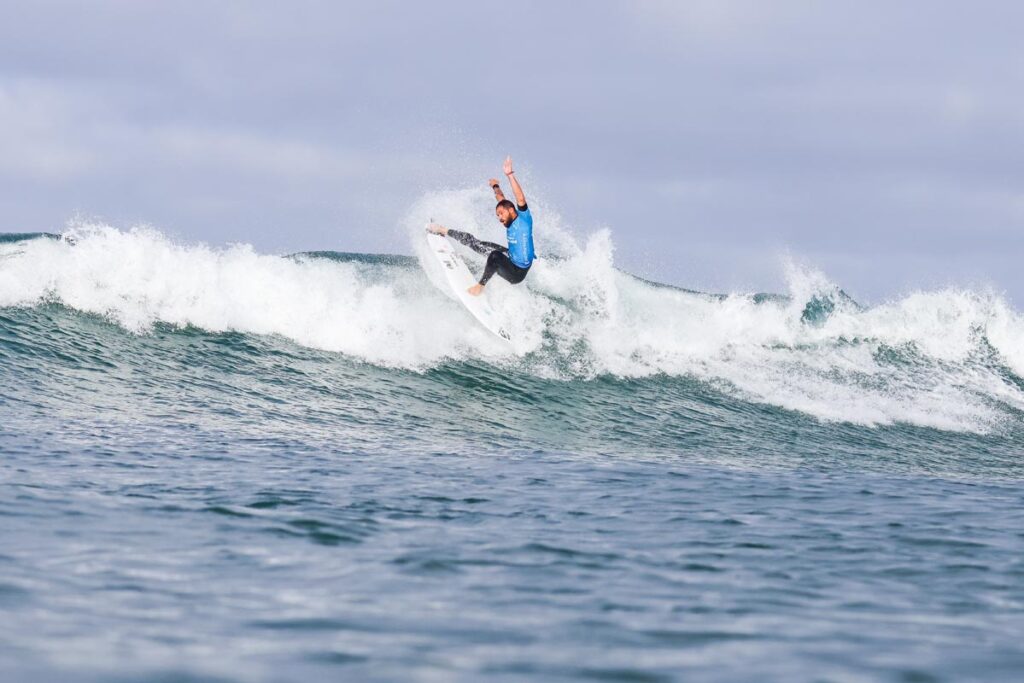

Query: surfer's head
[496,199,517,228]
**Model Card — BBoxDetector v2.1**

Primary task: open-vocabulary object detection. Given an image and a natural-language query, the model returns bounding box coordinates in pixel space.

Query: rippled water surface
[3,230,1024,681]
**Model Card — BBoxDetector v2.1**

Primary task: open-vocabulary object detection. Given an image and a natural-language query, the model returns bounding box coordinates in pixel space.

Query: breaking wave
[2,189,1023,434]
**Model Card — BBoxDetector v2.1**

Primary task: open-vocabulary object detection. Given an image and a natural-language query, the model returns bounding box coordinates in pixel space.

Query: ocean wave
[2,189,1023,433]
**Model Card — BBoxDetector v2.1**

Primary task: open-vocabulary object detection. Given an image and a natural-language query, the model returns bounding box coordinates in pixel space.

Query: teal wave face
[0,232,61,244]
[289,251,419,267]
[2,302,1022,480]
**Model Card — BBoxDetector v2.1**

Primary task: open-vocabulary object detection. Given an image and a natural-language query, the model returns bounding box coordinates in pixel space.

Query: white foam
[0,222,509,369]
[403,188,1024,432]
[2,189,1023,434]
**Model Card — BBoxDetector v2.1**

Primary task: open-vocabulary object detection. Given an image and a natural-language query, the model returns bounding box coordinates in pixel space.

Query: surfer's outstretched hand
[489,178,506,202]
[503,156,514,176]
[467,284,484,297]
[427,223,448,236]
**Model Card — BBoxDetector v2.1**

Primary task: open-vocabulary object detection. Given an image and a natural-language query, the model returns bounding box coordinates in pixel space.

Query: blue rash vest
[506,204,536,269]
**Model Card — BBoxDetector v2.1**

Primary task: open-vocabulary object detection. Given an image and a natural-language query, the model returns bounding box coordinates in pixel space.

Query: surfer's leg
[501,261,530,285]
[479,251,529,286]
[478,251,506,285]
[447,229,504,256]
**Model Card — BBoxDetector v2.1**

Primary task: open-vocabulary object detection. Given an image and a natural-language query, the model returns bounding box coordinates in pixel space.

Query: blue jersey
[506,205,535,269]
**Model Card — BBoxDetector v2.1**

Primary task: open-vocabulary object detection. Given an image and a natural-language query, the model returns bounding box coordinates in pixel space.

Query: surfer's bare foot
[427,223,448,236]
[467,284,484,296]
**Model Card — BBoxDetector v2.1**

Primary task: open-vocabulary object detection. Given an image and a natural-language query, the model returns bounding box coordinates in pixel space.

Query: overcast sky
[2,1,1023,304]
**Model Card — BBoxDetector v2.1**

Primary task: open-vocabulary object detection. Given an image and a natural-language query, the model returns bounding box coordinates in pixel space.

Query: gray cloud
[1,1,1022,303]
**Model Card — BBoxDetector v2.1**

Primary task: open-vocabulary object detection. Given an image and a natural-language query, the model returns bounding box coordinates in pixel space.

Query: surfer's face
[496,205,517,228]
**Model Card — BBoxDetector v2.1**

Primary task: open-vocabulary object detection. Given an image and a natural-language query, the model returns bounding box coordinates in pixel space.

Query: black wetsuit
[447,229,530,286]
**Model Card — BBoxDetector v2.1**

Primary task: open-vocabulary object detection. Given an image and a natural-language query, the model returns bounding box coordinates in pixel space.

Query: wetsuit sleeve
[516,206,532,227]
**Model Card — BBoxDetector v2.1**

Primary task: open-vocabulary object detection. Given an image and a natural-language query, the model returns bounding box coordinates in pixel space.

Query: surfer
[427,156,535,296]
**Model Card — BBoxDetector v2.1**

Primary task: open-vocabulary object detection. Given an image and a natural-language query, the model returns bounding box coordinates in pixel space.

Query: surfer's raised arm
[503,156,527,209]
[489,177,506,203]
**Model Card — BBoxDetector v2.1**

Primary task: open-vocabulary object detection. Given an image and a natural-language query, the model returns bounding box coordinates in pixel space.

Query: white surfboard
[426,230,512,342]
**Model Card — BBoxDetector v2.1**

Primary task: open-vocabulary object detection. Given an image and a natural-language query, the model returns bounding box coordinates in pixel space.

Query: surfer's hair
[496,199,516,211]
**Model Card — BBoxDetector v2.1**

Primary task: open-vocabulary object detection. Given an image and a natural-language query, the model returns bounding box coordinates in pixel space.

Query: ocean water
[2,194,1023,682]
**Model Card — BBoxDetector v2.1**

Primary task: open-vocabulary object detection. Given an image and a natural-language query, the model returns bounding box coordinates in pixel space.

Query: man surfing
[427,156,535,296]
